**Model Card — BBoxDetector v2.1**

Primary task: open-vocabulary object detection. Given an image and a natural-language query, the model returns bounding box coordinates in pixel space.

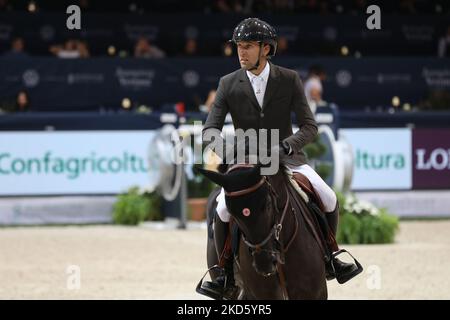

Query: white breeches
[216,164,337,223]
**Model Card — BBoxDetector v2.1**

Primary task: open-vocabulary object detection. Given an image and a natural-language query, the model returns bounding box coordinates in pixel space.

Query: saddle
[227,171,337,263]
[291,172,326,212]
[289,172,338,259]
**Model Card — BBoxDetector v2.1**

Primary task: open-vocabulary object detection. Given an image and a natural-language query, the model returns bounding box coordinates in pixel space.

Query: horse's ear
[251,163,263,176]
[195,167,228,188]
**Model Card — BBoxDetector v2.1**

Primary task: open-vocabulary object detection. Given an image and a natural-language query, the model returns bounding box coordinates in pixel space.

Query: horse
[196,162,329,299]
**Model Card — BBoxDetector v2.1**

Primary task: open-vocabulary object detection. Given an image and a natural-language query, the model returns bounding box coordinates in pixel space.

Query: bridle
[224,164,299,299]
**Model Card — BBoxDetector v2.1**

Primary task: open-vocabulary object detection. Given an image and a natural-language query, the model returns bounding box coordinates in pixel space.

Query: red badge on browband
[242,208,251,217]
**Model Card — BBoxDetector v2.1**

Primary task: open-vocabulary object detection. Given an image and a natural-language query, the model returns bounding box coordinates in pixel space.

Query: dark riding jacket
[203,62,318,167]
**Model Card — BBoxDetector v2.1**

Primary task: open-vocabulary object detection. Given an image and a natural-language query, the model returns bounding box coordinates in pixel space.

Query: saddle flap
[292,172,326,212]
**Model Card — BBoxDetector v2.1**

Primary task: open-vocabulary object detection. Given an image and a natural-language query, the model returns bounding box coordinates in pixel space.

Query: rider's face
[237,41,269,70]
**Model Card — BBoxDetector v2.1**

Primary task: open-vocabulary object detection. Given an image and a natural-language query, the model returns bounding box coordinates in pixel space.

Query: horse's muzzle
[252,250,279,277]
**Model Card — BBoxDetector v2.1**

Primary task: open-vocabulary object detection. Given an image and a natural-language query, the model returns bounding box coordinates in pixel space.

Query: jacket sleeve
[202,77,231,160]
[283,72,318,152]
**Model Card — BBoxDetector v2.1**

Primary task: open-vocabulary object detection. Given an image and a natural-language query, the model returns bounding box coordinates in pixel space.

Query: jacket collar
[239,61,280,112]
[246,60,271,84]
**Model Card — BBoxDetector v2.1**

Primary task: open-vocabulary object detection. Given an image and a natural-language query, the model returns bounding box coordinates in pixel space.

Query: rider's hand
[281,141,293,156]
[271,141,292,159]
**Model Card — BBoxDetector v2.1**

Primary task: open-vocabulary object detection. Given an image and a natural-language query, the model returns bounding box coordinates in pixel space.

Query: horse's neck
[267,171,288,206]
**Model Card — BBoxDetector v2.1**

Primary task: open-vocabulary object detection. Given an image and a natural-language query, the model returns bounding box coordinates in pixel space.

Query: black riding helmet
[230,18,278,57]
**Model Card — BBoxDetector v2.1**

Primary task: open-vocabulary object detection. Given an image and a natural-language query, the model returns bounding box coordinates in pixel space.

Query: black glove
[271,142,292,159]
[281,141,293,156]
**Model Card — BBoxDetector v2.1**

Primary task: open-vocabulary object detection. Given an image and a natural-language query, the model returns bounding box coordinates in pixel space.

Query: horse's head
[198,163,287,277]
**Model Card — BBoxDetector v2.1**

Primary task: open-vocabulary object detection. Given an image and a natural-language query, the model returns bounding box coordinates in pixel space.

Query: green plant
[304,134,332,181]
[304,135,327,159]
[113,186,162,225]
[335,191,399,244]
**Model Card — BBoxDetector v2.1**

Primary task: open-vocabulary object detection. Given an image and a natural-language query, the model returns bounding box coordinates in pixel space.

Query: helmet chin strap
[248,42,263,72]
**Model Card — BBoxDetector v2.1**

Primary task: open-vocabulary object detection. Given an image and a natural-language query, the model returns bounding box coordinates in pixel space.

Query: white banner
[0,131,156,195]
[339,128,412,190]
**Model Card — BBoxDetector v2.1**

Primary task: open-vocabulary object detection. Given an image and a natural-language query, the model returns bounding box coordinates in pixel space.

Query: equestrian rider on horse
[199,17,362,299]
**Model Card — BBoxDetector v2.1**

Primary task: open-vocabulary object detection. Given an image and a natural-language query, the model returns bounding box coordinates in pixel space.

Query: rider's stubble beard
[239,51,268,74]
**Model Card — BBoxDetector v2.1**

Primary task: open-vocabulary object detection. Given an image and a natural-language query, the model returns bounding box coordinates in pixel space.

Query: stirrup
[196,265,227,300]
[329,249,364,284]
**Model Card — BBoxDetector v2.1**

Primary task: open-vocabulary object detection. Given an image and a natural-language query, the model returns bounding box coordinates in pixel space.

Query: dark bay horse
[197,163,328,299]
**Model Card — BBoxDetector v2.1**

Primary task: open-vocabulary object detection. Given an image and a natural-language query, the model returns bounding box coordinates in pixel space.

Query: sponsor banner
[413,129,450,189]
[355,190,450,217]
[1,57,447,112]
[339,128,412,190]
[0,131,157,195]
[0,196,115,225]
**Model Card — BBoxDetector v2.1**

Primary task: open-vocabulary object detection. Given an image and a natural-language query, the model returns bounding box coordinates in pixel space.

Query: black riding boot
[325,203,363,284]
[199,217,238,300]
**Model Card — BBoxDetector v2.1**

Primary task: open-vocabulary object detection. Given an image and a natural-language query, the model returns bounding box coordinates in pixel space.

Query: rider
[200,18,362,299]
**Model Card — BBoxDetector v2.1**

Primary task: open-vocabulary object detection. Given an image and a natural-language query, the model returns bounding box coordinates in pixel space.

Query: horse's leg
[284,249,328,299]
[237,291,251,300]
[284,186,328,300]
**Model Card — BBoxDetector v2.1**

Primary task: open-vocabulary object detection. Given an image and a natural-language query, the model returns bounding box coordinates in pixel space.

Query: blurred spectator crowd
[1,0,449,58]
[0,0,449,114]
[1,0,449,14]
